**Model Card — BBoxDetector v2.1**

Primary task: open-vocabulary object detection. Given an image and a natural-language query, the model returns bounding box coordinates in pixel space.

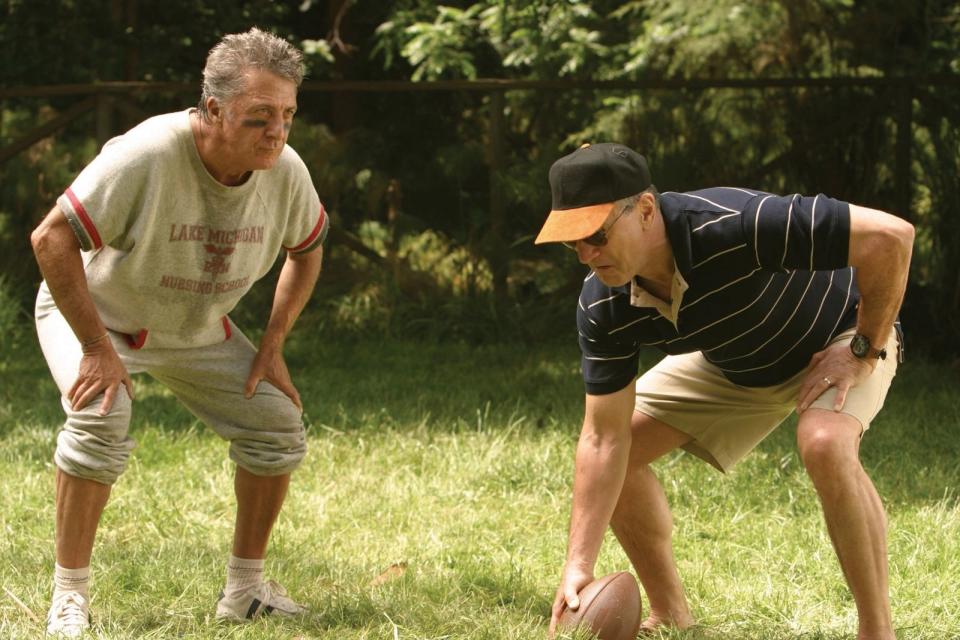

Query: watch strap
[851,333,887,360]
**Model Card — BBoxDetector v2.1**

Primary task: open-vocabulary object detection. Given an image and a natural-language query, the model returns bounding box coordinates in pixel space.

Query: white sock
[224,556,264,597]
[54,563,90,599]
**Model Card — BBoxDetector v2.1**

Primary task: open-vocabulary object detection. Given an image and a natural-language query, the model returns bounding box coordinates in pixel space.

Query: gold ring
[823,377,832,386]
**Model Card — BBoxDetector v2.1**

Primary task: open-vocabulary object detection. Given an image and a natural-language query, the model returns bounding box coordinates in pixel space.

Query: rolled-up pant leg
[37,287,304,477]
[35,294,136,485]
[146,320,306,476]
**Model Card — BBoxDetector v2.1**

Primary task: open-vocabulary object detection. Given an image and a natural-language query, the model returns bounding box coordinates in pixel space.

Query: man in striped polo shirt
[541,143,912,640]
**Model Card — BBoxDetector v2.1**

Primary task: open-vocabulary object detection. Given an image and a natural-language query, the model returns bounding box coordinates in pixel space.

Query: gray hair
[613,185,659,215]
[198,27,304,121]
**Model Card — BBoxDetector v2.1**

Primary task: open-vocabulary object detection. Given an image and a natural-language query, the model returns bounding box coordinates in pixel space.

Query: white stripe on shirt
[704,272,800,361]
[809,194,820,271]
[719,187,760,196]
[753,195,775,267]
[781,196,795,269]
[676,193,739,213]
[821,267,854,348]
[692,243,747,270]
[720,270,836,373]
[608,314,656,335]
[588,293,622,309]
[665,274,777,345]
[692,212,741,233]
[584,350,639,362]
[681,269,761,311]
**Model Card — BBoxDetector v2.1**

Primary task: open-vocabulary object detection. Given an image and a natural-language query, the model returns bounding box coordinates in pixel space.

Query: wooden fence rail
[2,75,959,227]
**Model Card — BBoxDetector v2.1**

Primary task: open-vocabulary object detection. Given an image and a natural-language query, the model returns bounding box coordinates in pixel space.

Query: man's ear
[206,97,222,123]
[638,192,657,225]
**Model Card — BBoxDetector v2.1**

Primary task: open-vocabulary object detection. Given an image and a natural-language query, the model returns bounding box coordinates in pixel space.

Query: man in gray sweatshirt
[31,27,327,637]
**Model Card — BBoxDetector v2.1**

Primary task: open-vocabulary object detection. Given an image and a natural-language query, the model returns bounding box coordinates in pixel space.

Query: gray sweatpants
[35,293,306,485]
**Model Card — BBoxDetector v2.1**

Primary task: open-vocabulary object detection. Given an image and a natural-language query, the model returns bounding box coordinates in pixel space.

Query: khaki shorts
[634,328,900,472]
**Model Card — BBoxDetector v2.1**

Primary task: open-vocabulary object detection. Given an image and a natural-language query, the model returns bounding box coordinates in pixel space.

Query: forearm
[855,266,909,347]
[259,247,323,350]
[565,429,632,570]
[848,204,914,346]
[565,386,635,571]
[31,207,106,344]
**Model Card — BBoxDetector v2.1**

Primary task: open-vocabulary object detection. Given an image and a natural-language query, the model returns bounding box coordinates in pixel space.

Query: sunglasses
[562,204,631,250]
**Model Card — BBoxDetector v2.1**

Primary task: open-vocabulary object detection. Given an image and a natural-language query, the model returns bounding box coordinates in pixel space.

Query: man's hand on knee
[797,342,873,414]
[69,339,134,415]
[244,346,302,411]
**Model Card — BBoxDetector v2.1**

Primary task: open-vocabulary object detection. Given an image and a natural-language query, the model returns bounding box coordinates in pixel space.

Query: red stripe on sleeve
[65,188,103,249]
[285,205,326,253]
[222,316,232,341]
[125,329,148,350]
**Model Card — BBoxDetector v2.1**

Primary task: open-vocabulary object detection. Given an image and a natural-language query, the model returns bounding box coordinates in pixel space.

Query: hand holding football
[557,572,642,640]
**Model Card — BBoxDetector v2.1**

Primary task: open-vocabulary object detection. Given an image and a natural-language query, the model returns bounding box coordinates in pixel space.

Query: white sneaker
[46,591,90,637]
[215,579,306,622]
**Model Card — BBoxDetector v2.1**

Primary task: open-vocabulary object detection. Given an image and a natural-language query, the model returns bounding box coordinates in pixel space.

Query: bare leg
[56,468,111,568]
[610,412,695,631]
[797,409,894,640]
[232,467,290,559]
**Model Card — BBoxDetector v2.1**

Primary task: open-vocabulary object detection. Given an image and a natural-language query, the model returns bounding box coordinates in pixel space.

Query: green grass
[1,328,959,639]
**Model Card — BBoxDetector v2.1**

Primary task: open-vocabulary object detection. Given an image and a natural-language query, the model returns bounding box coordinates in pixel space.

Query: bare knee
[796,413,862,482]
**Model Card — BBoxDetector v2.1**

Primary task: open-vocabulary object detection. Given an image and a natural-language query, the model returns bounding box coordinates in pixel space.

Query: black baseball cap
[535,143,651,244]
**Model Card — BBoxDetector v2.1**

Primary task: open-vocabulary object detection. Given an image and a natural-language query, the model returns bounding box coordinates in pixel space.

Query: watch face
[851,334,870,357]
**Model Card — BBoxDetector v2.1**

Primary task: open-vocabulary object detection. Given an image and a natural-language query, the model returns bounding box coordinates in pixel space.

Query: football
[557,571,642,640]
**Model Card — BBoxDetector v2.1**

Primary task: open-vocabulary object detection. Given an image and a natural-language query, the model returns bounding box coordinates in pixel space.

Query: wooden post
[894,86,912,220]
[124,0,140,82]
[0,96,98,166]
[95,92,114,149]
[488,89,507,304]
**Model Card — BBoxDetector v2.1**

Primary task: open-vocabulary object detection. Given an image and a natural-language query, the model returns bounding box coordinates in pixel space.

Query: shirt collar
[629,263,689,328]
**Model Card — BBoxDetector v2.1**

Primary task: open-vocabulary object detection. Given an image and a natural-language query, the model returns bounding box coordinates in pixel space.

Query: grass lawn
[1,325,959,639]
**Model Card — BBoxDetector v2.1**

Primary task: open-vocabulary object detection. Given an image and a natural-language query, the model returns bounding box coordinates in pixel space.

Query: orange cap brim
[534,203,613,244]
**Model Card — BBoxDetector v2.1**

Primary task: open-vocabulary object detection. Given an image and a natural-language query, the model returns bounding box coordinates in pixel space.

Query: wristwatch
[850,333,887,360]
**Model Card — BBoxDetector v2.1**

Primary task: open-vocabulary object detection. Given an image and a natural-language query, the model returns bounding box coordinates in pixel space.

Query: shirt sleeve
[741,193,850,272]
[578,295,640,395]
[282,158,329,255]
[56,135,151,252]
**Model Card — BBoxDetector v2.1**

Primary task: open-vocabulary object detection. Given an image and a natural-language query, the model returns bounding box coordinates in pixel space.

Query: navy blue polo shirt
[578,187,860,394]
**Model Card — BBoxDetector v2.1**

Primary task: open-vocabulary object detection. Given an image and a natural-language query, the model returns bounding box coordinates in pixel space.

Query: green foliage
[372,1,618,80]
[321,222,575,343]
[0,0,295,86]
[308,39,342,64]
[395,5,483,81]
[364,0,960,355]
[909,88,960,352]
[362,221,494,296]
[0,275,28,355]
[480,2,610,76]
[0,107,100,304]
[1,0,959,353]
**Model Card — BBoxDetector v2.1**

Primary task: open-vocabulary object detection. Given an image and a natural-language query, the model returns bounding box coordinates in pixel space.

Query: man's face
[571,195,655,286]
[569,204,631,286]
[217,68,298,172]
